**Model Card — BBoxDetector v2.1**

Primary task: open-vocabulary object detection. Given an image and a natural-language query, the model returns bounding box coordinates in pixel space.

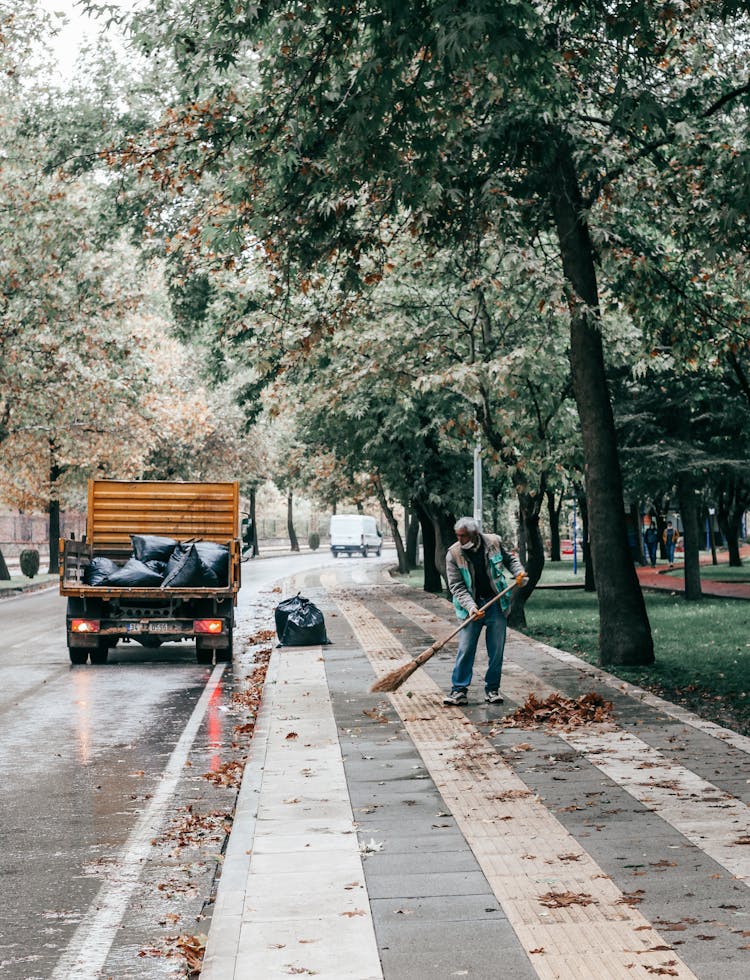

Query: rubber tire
[362,547,368,557]
[195,644,214,665]
[376,548,381,557]
[90,641,109,665]
[68,647,88,665]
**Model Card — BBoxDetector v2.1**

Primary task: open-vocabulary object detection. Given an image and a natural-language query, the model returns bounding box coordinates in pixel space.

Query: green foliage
[308,531,320,551]
[19,549,40,579]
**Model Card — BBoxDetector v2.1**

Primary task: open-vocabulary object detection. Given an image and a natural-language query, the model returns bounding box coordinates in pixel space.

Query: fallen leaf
[539,891,594,908]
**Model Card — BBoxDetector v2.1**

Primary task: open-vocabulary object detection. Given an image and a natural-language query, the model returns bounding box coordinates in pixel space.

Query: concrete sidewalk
[202,562,750,979]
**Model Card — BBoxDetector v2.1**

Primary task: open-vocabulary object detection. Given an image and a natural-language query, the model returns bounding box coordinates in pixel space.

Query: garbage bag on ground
[131,534,178,563]
[274,593,305,641]
[106,557,166,587]
[161,544,219,589]
[276,593,330,646]
[84,556,119,586]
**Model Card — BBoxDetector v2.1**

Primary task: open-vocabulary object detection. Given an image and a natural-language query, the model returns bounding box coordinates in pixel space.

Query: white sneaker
[443,689,468,706]
[485,690,504,704]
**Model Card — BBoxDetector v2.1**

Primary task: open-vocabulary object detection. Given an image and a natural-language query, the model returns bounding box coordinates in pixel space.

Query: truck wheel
[90,641,109,665]
[216,629,234,664]
[68,647,88,665]
[376,548,382,557]
[195,639,213,665]
[362,547,368,557]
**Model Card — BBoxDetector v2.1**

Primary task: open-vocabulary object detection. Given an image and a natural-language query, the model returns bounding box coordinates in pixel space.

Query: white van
[329,514,383,557]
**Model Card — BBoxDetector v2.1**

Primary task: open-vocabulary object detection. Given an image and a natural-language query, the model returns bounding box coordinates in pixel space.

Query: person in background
[663,521,680,567]
[443,517,528,706]
[643,523,659,567]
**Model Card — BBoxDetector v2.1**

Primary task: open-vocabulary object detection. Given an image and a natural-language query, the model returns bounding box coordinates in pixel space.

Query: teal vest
[453,551,510,619]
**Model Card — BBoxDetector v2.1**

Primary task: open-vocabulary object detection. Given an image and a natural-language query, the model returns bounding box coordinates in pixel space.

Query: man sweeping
[443,517,528,706]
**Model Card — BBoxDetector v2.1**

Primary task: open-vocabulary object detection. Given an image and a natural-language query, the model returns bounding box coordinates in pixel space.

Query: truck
[329,514,382,557]
[59,480,241,665]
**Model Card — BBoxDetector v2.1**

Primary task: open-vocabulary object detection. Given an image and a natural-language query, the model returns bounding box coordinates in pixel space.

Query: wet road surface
[0,550,368,979]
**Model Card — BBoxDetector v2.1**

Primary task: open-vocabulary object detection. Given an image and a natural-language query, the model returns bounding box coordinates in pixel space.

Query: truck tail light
[194,619,223,634]
[71,619,100,633]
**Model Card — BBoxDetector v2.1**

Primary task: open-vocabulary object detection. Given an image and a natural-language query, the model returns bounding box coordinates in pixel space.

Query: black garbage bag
[143,559,168,577]
[193,541,229,586]
[84,556,119,586]
[131,534,178,563]
[162,544,219,589]
[274,593,305,641]
[106,557,165,587]
[276,594,330,646]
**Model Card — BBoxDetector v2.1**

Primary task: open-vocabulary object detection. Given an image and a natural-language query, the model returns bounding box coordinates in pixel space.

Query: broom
[371,581,516,693]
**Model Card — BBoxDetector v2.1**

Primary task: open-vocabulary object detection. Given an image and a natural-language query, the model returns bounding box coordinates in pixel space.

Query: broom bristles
[370,658,421,693]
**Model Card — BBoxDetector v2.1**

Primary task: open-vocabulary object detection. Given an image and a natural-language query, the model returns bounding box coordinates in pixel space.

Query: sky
[38,0,134,81]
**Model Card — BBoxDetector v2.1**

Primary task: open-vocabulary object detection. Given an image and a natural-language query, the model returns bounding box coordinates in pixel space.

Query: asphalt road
[0,549,374,979]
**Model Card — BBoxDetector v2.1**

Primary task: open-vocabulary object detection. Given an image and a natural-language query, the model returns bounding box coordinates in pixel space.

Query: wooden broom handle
[411,581,517,667]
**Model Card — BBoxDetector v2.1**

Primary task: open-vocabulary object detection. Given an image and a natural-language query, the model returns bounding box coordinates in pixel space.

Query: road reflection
[73,669,92,766]
[207,678,224,772]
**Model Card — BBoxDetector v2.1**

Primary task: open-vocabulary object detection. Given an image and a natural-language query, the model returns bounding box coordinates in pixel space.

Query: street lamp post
[473,442,483,531]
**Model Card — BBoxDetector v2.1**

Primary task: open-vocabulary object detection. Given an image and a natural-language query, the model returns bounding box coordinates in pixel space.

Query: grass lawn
[662,564,750,582]
[398,565,750,736]
[520,588,750,735]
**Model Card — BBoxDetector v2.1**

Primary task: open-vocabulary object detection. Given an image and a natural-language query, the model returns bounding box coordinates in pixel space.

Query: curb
[0,580,58,601]
[200,648,280,979]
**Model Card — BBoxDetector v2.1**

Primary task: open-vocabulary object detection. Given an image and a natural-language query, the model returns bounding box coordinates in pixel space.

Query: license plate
[149,622,171,633]
[125,622,140,632]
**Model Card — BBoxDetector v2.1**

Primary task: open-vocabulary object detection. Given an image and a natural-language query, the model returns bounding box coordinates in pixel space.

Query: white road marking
[51,664,226,980]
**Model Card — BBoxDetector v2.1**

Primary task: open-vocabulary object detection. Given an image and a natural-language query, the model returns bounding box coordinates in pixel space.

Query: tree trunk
[550,140,653,666]
[716,479,747,567]
[546,489,562,561]
[678,471,702,601]
[706,508,718,566]
[413,500,445,594]
[405,507,419,570]
[723,513,743,567]
[630,501,646,566]
[0,549,10,581]
[373,476,408,573]
[516,508,528,566]
[48,462,62,574]
[508,481,545,629]
[576,487,596,592]
[432,508,457,587]
[287,492,299,552]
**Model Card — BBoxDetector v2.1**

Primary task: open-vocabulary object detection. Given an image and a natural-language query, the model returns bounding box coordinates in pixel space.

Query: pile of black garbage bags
[84,534,229,589]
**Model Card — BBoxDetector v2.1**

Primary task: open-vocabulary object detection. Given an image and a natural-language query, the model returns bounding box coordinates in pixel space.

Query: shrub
[19,549,40,578]
[308,532,320,551]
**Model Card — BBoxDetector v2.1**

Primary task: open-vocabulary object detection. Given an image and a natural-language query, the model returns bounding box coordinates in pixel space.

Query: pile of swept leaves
[503,691,613,729]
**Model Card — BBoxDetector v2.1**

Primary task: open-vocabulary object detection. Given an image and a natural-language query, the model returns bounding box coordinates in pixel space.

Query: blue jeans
[450,602,508,693]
